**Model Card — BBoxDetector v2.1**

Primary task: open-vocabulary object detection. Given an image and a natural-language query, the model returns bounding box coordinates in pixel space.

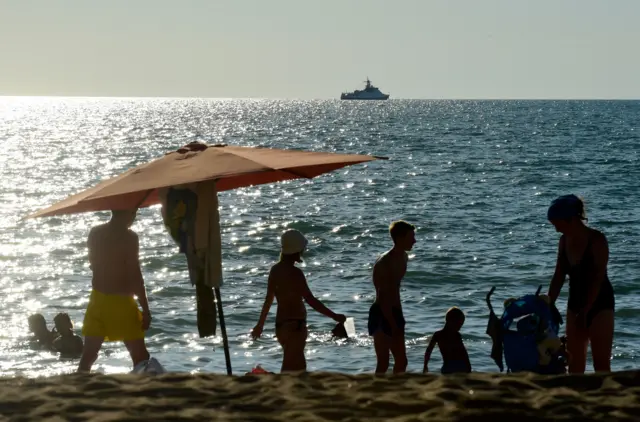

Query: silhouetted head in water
[547,194,587,235]
[28,314,47,334]
[53,313,74,337]
[28,313,53,345]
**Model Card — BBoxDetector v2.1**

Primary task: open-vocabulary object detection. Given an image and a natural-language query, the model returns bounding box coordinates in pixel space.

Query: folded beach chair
[486,286,568,374]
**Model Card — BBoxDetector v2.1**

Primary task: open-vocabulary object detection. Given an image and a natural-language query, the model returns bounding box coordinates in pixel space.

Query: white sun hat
[280,229,308,255]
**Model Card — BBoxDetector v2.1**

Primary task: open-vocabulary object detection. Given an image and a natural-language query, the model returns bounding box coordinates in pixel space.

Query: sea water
[1,98,638,376]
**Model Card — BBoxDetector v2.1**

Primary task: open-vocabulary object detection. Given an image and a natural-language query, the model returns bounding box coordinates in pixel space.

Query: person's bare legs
[277,326,308,373]
[124,339,150,368]
[78,336,103,372]
[588,310,614,372]
[373,332,390,374]
[566,311,588,374]
[389,330,407,374]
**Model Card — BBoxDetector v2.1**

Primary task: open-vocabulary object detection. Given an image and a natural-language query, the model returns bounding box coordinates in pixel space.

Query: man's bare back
[373,250,408,309]
[88,223,141,296]
[368,249,408,339]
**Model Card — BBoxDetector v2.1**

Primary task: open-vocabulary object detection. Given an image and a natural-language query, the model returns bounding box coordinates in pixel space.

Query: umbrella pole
[214,287,232,375]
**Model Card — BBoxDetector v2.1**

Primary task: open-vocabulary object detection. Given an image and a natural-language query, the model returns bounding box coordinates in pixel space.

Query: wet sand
[2,371,640,421]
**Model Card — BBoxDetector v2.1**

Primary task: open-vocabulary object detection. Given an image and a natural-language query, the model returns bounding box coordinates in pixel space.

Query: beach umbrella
[27,141,386,375]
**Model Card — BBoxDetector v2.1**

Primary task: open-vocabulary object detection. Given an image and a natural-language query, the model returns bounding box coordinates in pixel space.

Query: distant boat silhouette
[341,77,389,100]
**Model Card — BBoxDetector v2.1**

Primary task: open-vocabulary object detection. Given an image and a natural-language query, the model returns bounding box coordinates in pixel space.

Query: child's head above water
[444,307,465,331]
[53,313,73,334]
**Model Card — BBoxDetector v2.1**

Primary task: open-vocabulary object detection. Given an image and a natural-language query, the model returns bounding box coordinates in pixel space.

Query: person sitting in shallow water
[52,313,84,358]
[251,229,346,373]
[423,307,472,374]
[27,313,56,350]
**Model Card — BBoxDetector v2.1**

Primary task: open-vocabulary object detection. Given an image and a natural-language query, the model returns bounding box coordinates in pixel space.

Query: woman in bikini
[252,229,346,372]
[547,194,615,373]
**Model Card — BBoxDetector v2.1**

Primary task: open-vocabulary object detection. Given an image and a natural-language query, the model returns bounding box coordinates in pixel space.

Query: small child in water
[52,313,84,358]
[423,307,472,374]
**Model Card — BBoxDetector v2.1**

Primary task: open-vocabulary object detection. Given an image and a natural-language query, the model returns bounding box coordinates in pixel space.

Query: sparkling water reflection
[1,98,639,376]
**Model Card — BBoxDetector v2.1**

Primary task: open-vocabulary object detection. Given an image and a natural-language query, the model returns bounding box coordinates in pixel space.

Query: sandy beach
[1,371,639,421]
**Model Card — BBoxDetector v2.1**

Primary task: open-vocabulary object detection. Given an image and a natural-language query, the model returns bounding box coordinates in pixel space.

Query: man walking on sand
[368,220,416,374]
[78,209,152,372]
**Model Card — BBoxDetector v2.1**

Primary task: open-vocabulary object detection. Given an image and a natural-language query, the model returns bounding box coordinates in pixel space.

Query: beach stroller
[485,286,568,374]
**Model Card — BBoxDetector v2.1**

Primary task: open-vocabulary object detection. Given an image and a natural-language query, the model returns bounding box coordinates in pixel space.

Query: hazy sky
[1,0,639,99]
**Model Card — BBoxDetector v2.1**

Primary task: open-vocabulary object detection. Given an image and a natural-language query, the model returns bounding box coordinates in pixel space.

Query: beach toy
[246,365,273,375]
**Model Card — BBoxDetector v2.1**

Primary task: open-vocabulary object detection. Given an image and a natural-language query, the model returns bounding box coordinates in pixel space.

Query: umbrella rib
[223,147,378,179]
[280,168,312,180]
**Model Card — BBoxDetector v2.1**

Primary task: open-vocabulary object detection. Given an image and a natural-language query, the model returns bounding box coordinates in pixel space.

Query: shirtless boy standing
[251,229,346,372]
[78,209,152,372]
[423,307,471,374]
[368,220,416,374]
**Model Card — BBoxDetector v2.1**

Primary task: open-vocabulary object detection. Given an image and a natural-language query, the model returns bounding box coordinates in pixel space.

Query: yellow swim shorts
[82,290,144,342]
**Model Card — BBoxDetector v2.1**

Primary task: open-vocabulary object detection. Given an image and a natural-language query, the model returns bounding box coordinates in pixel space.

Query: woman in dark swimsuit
[547,194,615,373]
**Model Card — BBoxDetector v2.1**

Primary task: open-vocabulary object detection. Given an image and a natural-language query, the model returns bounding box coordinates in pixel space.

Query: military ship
[340,77,389,100]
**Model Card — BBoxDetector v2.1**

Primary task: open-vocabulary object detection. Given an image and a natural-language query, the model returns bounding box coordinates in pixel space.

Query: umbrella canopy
[27,142,386,219]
